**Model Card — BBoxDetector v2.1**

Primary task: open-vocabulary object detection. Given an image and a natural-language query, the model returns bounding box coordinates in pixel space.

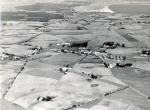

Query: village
[1,1,150,110]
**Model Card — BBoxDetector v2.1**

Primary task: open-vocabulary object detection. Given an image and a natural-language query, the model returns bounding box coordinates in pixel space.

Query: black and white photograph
[0,0,150,110]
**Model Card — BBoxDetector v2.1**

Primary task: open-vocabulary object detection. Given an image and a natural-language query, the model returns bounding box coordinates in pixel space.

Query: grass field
[111,67,150,97]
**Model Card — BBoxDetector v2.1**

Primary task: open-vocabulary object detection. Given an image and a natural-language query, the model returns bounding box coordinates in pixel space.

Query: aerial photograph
[0,0,150,110]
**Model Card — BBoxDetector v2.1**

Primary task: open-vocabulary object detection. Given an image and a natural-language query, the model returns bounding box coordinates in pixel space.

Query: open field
[1,11,64,22]
[0,61,25,98]
[111,67,150,96]
[110,4,150,15]
[106,88,150,110]
[119,33,138,42]
[0,99,26,110]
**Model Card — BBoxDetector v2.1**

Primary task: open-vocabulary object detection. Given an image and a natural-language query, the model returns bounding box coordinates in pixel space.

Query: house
[102,42,116,49]
[102,42,121,49]
[142,50,150,55]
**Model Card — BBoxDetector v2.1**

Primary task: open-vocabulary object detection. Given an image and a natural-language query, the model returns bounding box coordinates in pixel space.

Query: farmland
[1,0,150,110]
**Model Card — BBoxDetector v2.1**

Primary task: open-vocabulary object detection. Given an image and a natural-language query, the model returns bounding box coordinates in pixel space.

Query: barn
[68,40,90,48]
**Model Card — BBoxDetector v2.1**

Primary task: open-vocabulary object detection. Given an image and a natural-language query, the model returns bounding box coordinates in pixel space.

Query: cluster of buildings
[141,49,150,56]
[0,46,43,61]
[135,15,150,24]
[0,52,26,61]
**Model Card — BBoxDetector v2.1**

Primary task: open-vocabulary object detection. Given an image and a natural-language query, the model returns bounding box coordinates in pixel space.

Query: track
[3,60,28,99]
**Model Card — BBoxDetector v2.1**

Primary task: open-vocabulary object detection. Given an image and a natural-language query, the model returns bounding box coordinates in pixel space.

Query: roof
[66,40,91,43]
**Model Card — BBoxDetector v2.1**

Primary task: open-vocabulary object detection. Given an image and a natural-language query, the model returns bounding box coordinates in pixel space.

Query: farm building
[66,40,90,48]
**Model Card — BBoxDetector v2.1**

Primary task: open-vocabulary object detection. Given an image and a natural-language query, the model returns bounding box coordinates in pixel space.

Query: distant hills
[1,0,150,11]
[1,0,150,16]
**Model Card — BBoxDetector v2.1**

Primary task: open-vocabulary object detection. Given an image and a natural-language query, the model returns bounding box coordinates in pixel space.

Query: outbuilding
[65,40,90,48]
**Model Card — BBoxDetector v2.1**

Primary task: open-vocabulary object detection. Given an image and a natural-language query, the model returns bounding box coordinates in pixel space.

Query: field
[111,67,150,96]
[110,4,150,15]
[119,33,138,42]
[1,11,64,22]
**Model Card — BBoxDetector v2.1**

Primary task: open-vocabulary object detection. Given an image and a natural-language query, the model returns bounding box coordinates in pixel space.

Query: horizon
[1,0,150,11]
